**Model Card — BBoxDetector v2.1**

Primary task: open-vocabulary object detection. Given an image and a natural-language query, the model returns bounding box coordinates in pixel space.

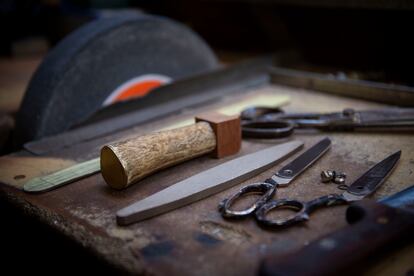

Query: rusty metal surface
[1,85,414,275]
[270,67,414,106]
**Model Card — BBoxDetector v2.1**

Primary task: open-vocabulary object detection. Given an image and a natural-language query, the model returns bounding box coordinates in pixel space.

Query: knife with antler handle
[101,112,241,189]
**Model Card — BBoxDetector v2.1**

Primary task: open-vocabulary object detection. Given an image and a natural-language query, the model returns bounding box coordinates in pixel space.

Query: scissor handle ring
[242,120,295,138]
[254,199,308,227]
[255,194,347,228]
[241,107,284,121]
[219,182,276,218]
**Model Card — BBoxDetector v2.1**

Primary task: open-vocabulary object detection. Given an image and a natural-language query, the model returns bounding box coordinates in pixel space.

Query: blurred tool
[241,107,414,138]
[260,185,414,276]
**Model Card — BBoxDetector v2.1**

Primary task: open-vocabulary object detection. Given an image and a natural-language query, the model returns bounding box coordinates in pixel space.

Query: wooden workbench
[1,79,413,275]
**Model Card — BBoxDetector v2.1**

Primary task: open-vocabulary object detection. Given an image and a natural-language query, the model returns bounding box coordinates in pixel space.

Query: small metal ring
[242,120,295,138]
[241,107,284,121]
[255,199,308,227]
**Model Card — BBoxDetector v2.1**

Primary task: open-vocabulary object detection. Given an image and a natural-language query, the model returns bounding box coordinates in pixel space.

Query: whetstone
[116,140,303,225]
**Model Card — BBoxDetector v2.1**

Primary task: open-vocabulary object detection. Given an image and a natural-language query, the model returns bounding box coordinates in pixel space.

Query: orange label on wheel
[103,74,172,106]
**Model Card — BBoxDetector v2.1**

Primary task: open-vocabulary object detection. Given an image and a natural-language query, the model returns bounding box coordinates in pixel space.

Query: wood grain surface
[196,112,241,158]
[101,122,216,189]
[1,84,414,276]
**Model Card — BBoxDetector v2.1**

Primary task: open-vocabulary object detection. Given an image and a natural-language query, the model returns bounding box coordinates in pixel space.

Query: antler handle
[100,112,240,189]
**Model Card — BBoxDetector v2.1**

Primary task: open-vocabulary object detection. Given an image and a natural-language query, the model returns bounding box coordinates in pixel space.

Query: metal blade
[345,150,401,199]
[359,108,414,126]
[116,140,303,225]
[379,185,414,213]
[271,137,331,186]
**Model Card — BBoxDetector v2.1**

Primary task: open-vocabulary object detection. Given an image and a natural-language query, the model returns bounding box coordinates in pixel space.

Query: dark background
[1,0,414,84]
[1,0,413,274]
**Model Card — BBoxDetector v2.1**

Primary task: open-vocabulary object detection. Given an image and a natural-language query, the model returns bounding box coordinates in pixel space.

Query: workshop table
[1,79,413,275]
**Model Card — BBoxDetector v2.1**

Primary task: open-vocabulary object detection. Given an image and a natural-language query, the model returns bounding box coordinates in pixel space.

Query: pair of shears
[219,137,401,227]
[241,107,414,138]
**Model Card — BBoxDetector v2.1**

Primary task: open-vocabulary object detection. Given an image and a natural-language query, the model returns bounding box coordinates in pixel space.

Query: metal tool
[255,150,401,227]
[260,185,414,276]
[270,66,414,107]
[241,107,414,138]
[219,137,331,219]
[116,140,303,225]
[23,158,100,193]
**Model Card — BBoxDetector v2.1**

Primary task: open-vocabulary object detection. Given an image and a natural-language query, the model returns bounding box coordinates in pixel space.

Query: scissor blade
[346,150,401,198]
[272,137,331,185]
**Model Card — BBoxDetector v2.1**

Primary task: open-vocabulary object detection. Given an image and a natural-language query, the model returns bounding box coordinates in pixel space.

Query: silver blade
[359,108,414,125]
[271,137,331,186]
[116,140,303,225]
[344,150,401,200]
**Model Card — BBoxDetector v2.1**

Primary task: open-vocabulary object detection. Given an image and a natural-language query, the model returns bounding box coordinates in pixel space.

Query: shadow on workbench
[0,199,128,275]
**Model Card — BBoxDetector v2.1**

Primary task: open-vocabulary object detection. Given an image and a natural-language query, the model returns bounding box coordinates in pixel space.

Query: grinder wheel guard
[14,14,218,147]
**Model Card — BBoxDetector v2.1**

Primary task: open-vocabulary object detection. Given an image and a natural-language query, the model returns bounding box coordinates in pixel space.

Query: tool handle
[219,182,276,218]
[255,194,347,227]
[101,122,216,189]
[259,200,414,276]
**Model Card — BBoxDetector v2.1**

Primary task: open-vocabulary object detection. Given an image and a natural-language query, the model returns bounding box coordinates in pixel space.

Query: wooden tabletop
[1,81,413,275]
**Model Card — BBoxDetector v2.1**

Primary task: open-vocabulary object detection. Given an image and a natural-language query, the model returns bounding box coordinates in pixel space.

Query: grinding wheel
[14,14,218,147]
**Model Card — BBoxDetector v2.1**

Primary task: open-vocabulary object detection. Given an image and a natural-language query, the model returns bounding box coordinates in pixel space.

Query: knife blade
[117,140,303,225]
[260,185,414,276]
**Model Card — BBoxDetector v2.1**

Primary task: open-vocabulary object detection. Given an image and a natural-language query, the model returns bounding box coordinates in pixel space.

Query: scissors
[241,107,414,138]
[219,138,401,228]
[219,137,331,220]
